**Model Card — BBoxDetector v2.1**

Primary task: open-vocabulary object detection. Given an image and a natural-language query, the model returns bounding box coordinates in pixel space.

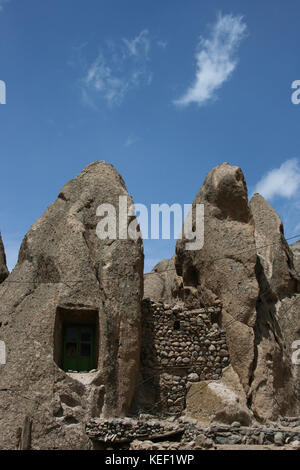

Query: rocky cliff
[291,240,300,275]
[145,163,300,422]
[0,162,144,449]
[143,256,183,303]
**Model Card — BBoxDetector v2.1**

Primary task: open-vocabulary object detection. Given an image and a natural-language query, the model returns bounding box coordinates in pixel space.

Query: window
[63,325,95,372]
[53,307,99,373]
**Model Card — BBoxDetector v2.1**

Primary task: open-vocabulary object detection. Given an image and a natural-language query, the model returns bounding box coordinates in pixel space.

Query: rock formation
[143,256,183,303]
[0,162,144,449]
[250,194,299,298]
[249,194,300,420]
[185,365,253,426]
[0,234,8,283]
[291,240,300,275]
[172,163,300,422]
[1,159,300,449]
[175,163,259,397]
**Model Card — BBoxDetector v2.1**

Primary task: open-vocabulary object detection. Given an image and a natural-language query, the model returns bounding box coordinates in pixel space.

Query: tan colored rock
[175,163,259,392]
[290,240,300,275]
[176,165,300,422]
[143,256,183,303]
[130,439,159,450]
[0,161,144,449]
[185,365,253,425]
[249,193,300,421]
[250,194,299,299]
[0,234,8,283]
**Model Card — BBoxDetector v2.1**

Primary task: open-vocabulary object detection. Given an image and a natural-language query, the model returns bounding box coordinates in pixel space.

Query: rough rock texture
[0,234,8,283]
[250,194,299,298]
[249,194,300,420]
[175,163,259,396]
[291,240,300,275]
[135,300,229,416]
[143,256,183,302]
[0,161,144,449]
[287,240,300,407]
[175,163,300,422]
[185,365,253,426]
[86,417,184,444]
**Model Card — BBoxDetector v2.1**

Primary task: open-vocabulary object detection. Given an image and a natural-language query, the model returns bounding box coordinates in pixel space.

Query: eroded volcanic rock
[185,365,253,426]
[250,193,299,299]
[175,163,259,394]
[0,161,144,449]
[250,194,300,420]
[291,240,300,275]
[143,256,183,303]
[176,163,300,421]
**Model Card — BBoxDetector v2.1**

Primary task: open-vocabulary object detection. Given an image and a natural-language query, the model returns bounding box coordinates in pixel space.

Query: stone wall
[86,416,300,449]
[136,299,229,415]
[86,417,184,444]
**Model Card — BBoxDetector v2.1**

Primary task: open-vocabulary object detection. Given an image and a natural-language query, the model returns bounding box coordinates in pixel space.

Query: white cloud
[84,53,129,106]
[254,159,300,200]
[82,30,152,107]
[122,29,150,57]
[174,13,246,107]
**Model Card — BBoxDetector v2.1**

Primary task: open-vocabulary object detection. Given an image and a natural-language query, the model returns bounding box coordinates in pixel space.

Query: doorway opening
[63,324,96,372]
[54,307,99,372]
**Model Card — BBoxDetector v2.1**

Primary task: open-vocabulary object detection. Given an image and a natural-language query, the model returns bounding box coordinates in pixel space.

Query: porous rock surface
[250,193,299,298]
[143,256,183,303]
[291,240,300,275]
[175,163,259,398]
[0,161,144,449]
[185,365,253,426]
[249,193,300,420]
[172,164,300,422]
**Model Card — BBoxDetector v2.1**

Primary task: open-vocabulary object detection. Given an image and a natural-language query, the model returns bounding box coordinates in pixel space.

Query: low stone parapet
[86,417,185,443]
[86,416,300,448]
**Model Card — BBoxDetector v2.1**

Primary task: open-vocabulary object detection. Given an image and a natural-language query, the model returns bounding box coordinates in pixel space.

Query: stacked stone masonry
[139,299,230,415]
[85,417,300,449]
[86,417,184,443]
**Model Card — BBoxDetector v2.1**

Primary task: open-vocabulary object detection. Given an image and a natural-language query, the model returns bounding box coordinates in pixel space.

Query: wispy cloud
[174,13,246,107]
[81,30,152,107]
[253,159,300,239]
[157,40,168,50]
[124,134,139,148]
[253,159,300,200]
[122,29,150,57]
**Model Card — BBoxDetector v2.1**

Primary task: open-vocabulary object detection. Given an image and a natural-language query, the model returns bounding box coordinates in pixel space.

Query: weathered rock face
[175,163,259,395]
[143,256,183,303]
[0,161,144,449]
[185,365,253,426]
[175,164,300,422]
[250,195,300,420]
[250,194,299,299]
[291,240,300,275]
[0,234,8,283]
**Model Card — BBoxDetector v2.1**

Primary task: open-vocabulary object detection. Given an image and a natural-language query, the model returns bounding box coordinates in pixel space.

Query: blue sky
[1,0,300,272]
